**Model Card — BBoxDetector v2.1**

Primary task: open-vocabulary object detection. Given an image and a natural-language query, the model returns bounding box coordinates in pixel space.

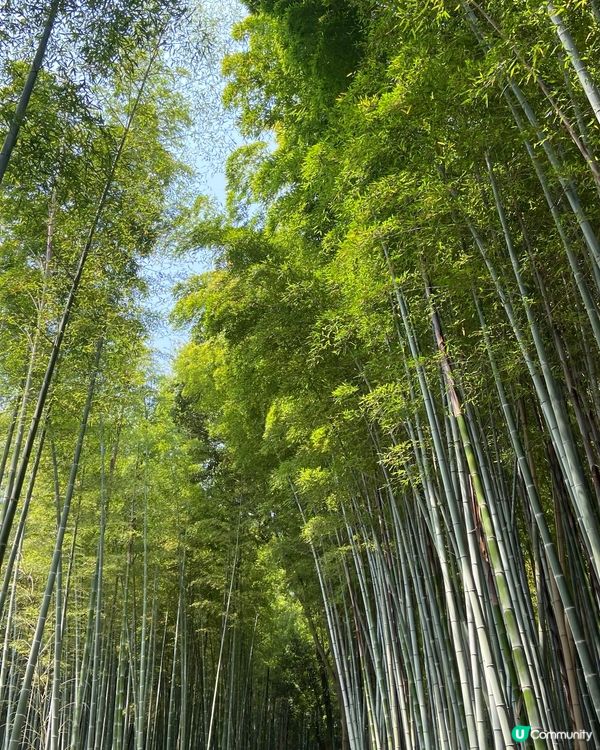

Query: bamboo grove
[0,1,331,747]
[2,0,600,749]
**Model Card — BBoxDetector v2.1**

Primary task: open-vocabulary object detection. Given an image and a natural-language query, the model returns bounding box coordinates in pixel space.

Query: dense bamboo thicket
[2,0,600,748]
[0,0,329,746]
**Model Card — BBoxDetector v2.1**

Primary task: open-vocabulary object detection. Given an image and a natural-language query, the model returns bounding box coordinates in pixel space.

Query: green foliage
[3,0,600,746]
[173,0,600,745]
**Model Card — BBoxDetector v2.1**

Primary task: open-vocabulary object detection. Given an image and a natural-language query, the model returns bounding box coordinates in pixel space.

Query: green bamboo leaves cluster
[0,2,331,747]
[0,2,196,747]
[171,0,600,748]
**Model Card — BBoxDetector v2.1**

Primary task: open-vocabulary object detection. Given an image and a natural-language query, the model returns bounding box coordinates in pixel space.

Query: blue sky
[141,0,247,373]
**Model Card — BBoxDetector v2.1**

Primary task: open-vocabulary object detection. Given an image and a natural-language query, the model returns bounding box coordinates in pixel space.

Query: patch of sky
[140,0,247,373]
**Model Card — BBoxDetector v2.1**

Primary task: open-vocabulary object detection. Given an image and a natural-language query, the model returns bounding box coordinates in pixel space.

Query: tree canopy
[2,0,600,748]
